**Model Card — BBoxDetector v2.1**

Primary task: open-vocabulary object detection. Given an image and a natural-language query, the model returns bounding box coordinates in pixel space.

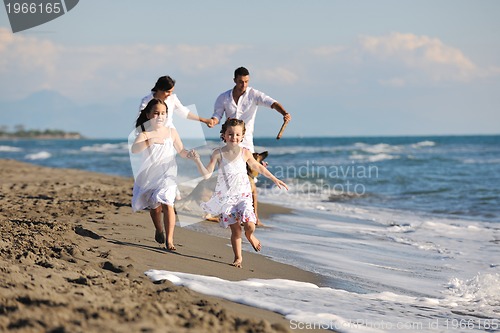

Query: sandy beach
[0,159,325,333]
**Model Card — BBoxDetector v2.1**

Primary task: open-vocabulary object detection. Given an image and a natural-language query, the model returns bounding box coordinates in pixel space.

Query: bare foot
[166,243,177,251]
[155,229,165,244]
[231,260,242,268]
[248,234,262,252]
[204,214,219,223]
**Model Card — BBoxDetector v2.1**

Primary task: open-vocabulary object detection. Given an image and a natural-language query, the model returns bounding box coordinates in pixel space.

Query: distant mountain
[26,90,76,108]
[0,90,75,129]
[0,90,138,139]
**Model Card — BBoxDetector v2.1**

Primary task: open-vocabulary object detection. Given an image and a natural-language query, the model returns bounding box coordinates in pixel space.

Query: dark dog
[176,151,268,224]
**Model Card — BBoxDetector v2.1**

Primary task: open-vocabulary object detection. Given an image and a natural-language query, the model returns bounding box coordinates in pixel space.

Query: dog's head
[247,151,268,178]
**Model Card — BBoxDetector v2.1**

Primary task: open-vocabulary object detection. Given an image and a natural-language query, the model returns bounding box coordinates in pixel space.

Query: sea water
[1,135,499,332]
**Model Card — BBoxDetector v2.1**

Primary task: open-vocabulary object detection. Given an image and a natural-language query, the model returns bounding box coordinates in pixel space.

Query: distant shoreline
[0,135,85,140]
[0,135,83,140]
[0,130,83,140]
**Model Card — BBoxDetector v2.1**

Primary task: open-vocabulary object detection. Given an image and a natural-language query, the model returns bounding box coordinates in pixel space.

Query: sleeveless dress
[201,148,256,228]
[131,130,178,211]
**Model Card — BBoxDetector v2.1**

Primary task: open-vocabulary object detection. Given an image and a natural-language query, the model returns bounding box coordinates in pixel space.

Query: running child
[131,98,192,251]
[191,118,288,267]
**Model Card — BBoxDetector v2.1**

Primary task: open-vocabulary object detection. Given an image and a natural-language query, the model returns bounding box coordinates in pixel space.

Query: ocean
[1,135,499,332]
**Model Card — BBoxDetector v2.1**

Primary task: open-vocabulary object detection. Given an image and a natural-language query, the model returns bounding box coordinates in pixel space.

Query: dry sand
[0,159,326,333]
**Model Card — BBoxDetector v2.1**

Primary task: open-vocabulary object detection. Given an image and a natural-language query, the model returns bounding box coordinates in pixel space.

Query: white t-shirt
[212,87,276,152]
[139,93,190,128]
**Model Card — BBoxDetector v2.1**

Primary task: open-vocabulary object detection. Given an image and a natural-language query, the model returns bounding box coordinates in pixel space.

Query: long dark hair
[220,118,246,142]
[135,98,167,131]
[151,75,176,92]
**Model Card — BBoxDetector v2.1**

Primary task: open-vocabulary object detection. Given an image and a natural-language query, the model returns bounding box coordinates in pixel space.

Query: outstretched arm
[192,150,220,179]
[187,112,212,126]
[207,94,225,128]
[172,129,190,158]
[244,149,288,190]
[172,95,212,126]
[271,102,291,123]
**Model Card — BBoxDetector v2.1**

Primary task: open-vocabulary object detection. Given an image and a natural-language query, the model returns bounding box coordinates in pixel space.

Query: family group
[130,67,291,268]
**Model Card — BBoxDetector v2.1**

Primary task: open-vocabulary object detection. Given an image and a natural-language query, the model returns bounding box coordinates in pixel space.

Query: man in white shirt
[208,67,291,152]
[139,76,211,128]
[208,67,292,225]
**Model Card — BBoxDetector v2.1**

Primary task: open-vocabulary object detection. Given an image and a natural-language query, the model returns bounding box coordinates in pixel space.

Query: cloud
[1,28,498,106]
[259,67,299,85]
[358,32,481,83]
[305,33,500,91]
[0,28,249,102]
[311,45,346,57]
[174,44,250,72]
[0,29,59,72]
[0,28,60,96]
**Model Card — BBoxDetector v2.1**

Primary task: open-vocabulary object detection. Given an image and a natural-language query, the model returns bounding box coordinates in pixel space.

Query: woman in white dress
[131,98,191,251]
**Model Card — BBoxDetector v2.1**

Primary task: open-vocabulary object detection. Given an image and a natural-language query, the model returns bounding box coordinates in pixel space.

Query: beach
[0,159,324,333]
[1,136,499,332]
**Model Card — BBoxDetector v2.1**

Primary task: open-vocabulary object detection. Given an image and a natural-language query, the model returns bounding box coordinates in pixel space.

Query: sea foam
[25,151,51,160]
[145,268,499,332]
[0,145,22,152]
[80,142,128,153]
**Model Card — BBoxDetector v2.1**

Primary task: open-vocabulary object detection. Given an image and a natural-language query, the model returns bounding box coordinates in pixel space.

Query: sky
[1,0,499,139]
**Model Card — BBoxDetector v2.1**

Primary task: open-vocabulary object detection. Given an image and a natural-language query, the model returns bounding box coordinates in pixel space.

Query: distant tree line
[0,125,82,139]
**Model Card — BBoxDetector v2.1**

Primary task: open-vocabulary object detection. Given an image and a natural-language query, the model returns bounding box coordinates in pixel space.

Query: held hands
[187,149,200,160]
[206,118,217,128]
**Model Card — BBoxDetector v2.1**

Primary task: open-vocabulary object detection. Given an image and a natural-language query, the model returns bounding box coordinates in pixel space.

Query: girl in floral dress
[192,118,288,267]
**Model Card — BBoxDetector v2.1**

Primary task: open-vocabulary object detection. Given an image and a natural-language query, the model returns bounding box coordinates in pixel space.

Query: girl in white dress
[192,118,288,267]
[131,98,191,251]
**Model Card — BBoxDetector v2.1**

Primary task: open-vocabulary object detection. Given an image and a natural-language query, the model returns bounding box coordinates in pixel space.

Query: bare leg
[150,206,165,244]
[252,188,263,226]
[249,178,263,226]
[163,204,176,251]
[150,206,163,231]
[244,222,261,252]
[229,223,243,268]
